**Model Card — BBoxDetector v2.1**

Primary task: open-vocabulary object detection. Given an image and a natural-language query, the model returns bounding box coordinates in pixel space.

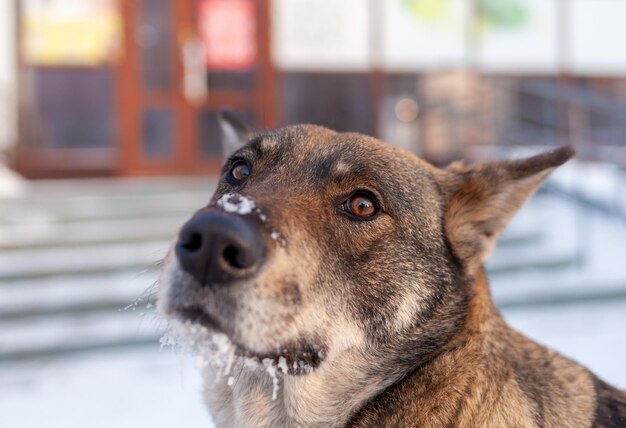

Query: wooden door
[119,0,276,176]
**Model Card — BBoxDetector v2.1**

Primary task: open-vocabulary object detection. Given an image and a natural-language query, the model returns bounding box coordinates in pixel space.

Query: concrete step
[0,176,211,362]
[488,192,582,275]
[491,256,626,309]
[0,192,205,225]
[547,161,626,220]
[0,310,163,362]
[0,241,168,281]
[487,247,579,275]
[0,271,157,320]
[497,226,542,248]
[494,280,626,309]
[0,270,161,362]
[0,216,183,250]
[14,175,217,198]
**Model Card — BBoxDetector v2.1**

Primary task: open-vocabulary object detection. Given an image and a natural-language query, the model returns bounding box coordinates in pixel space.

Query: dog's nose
[175,210,265,286]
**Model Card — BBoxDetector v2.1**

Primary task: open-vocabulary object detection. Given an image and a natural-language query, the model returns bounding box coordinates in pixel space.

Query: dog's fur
[158,117,626,427]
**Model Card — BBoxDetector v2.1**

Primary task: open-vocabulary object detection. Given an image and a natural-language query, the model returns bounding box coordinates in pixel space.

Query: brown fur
[158,120,626,427]
[349,270,600,427]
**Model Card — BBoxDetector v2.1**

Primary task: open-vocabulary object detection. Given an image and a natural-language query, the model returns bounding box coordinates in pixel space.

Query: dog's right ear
[437,146,574,276]
[218,110,255,160]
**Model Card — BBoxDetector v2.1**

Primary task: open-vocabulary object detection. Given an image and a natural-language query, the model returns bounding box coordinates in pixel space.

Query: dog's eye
[229,160,251,183]
[343,192,379,219]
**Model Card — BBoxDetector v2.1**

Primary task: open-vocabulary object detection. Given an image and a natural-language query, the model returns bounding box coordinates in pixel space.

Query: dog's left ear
[218,109,255,160]
[439,146,574,275]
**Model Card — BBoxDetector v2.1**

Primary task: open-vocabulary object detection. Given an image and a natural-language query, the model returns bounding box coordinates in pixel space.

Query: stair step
[16,175,217,198]
[491,259,626,309]
[0,216,183,250]
[495,282,626,309]
[0,241,168,281]
[0,310,163,362]
[0,192,205,224]
[497,228,542,248]
[0,177,211,362]
[487,247,579,275]
[0,272,157,320]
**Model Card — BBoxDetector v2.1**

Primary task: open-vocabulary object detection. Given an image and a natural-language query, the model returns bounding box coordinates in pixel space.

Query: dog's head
[158,113,573,376]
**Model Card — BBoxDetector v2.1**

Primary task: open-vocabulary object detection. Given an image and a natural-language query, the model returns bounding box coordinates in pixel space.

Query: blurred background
[1,0,626,426]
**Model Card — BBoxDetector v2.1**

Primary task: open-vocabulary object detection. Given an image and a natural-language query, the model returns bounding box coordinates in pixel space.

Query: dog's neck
[347,268,505,426]
[348,269,597,427]
[201,270,492,427]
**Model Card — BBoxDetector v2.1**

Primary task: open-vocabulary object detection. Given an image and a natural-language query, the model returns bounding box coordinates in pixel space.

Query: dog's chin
[173,305,325,376]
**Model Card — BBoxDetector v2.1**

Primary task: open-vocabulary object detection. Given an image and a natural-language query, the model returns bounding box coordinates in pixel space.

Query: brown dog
[158,114,626,427]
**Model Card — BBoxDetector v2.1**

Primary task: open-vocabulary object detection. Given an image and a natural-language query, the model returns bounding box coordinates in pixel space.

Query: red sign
[198,0,257,70]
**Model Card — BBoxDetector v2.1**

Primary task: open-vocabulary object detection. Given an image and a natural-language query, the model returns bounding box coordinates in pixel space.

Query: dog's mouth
[173,305,325,375]
[178,305,222,331]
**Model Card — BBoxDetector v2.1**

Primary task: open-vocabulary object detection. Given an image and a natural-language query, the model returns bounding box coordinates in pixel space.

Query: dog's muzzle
[175,209,266,286]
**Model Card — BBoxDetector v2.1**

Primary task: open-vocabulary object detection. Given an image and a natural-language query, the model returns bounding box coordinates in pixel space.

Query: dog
[158,112,626,427]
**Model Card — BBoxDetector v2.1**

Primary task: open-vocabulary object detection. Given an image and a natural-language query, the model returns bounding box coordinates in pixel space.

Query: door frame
[118,0,278,177]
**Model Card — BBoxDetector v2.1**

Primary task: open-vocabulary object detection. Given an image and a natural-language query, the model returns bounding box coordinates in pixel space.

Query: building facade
[4,0,626,178]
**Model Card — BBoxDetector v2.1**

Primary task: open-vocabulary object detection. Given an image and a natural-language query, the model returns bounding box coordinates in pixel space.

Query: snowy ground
[0,346,214,428]
[1,298,625,428]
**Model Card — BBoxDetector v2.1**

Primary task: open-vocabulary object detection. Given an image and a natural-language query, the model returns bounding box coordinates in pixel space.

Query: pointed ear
[440,146,574,275]
[218,109,255,160]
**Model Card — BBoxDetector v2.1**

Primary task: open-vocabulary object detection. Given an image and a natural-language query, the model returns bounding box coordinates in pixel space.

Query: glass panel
[142,108,174,159]
[137,0,174,90]
[26,68,117,149]
[280,73,374,136]
[197,110,256,157]
[206,70,257,92]
[196,0,258,91]
[21,0,123,67]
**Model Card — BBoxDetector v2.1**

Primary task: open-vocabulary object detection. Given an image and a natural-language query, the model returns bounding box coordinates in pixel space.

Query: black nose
[175,210,265,286]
